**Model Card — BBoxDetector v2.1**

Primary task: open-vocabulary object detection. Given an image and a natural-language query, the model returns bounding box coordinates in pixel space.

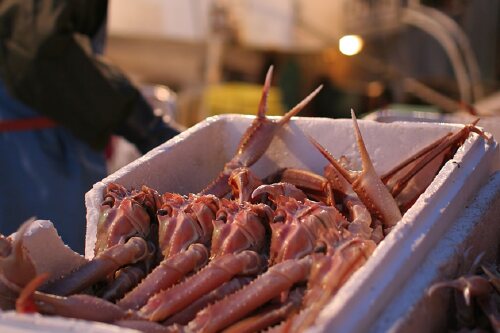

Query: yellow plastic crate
[205,83,285,116]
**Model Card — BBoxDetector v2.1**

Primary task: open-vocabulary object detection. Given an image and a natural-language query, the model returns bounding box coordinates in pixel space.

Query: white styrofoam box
[0,312,138,333]
[371,171,500,333]
[0,221,139,333]
[84,114,497,331]
[21,220,87,280]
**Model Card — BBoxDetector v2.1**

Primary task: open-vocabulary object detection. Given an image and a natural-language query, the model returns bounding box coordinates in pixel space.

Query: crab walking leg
[17,274,137,323]
[118,243,209,310]
[41,237,149,296]
[279,168,334,204]
[384,121,490,199]
[221,288,303,333]
[140,250,263,322]
[200,65,322,197]
[350,111,402,228]
[291,239,376,332]
[101,265,146,302]
[187,256,314,333]
[164,277,253,326]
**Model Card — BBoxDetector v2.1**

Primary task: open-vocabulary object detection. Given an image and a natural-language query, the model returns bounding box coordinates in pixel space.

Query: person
[0,0,180,253]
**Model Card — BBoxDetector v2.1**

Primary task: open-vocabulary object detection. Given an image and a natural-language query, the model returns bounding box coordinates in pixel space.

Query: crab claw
[200,65,322,197]
[350,111,402,229]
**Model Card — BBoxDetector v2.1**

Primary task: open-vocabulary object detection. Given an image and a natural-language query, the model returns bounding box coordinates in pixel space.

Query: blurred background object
[105,0,499,125]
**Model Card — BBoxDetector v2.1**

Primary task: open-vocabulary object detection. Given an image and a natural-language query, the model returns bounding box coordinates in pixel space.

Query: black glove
[115,94,180,154]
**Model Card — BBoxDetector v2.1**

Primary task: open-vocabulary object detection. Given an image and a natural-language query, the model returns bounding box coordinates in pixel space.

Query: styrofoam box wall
[83,115,497,332]
[372,171,500,333]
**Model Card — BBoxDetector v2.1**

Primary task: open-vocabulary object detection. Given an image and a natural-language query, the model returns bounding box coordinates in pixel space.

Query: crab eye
[216,211,227,222]
[102,196,115,207]
[314,242,327,254]
[157,205,173,216]
[273,211,286,223]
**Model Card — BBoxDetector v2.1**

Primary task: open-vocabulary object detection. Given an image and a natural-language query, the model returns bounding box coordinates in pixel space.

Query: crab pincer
[200,66,322,198]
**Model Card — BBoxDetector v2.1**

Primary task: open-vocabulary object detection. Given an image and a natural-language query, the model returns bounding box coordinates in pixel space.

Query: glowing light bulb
[339,35,363,56]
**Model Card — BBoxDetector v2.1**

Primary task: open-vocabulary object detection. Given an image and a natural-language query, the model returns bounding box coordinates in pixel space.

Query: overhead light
[339,35,363,56]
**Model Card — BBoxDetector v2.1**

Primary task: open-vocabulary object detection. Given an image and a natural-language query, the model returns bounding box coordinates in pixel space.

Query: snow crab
[0,66,491,332]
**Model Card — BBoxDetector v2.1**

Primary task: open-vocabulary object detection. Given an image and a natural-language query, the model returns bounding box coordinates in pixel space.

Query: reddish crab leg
[289,238,376,332]
[222,288,304,333]
[382,120,490,211]
[187,255,314,333]
[349,111,402,229]
[16,274,138,323]
[140,250,263,322]
[117,243,209,311]
[163,277,253,326]
[279,168,334,205]
[200,66,322,197]
[100,265,146,302]
[41,237,149,296]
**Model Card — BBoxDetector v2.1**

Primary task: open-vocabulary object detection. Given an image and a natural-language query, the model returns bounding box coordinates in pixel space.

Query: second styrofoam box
[85,115,497,332]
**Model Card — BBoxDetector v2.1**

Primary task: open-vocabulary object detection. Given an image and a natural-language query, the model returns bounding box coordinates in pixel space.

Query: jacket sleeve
[0,0,179,152]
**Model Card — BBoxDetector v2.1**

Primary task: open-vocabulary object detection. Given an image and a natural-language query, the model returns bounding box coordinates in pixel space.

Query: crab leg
[16,274,137,323]
[164,277,252,326]
[200,66,322,197]
[100,265,146,302]
[348,111,402,229]
[41,237,149,296]
[118,243,209,310]
[382,121,490,211]
[187,255,314,333]
[140,250,263,322]
[222,287,303,333]
[289,238,376,332]
[279,168,334,205]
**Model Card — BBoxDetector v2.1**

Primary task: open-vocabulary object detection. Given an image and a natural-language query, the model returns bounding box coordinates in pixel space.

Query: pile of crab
[0,68,489,333]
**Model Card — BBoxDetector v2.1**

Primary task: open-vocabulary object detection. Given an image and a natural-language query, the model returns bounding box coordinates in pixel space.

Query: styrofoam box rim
[0,312,139,333]
[84,114,497,333]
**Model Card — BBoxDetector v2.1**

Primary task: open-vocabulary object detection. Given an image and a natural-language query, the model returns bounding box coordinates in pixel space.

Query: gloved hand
[115,94,180,154]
